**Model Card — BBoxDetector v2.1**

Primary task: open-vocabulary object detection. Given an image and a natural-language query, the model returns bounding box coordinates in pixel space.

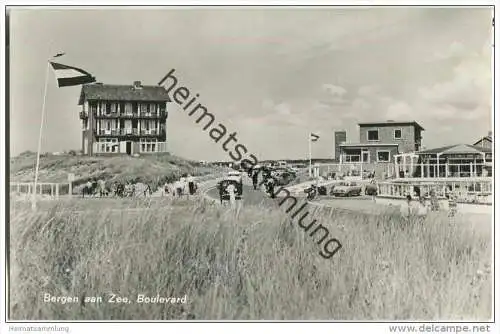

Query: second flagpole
[32,60,51,210]
[308,132,312,177]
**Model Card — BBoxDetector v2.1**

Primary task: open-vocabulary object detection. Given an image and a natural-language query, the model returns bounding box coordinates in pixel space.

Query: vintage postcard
[4,4,495,329]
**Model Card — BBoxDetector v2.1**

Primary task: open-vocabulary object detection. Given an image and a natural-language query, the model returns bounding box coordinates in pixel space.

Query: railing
[314,163,396,179]
[377,179,492,204]
[10,182,73,199]
[96,129,165,137]
[395,162,492,179]
[94,111,167,119]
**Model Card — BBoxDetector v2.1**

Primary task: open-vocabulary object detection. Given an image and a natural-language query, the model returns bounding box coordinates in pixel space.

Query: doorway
[362,151,370,163]
[126,141,132,155]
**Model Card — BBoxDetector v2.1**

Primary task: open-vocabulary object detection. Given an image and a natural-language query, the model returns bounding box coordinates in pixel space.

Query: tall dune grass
[9,198,492,320]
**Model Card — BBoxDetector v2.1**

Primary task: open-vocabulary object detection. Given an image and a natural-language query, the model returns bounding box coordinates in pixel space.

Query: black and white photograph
[3,2,496,330]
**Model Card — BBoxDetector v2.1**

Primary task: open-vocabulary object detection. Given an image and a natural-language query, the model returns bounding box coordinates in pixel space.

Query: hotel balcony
[95,128,166,137]
[93,111,167,119]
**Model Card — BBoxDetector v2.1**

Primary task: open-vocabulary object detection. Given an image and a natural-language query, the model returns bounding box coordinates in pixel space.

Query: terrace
[394,144,493,180]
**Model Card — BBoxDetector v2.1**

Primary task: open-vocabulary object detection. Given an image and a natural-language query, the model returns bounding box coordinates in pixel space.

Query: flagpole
[308,132,312,177]
[32,60,51,210]
[332,129,335,160]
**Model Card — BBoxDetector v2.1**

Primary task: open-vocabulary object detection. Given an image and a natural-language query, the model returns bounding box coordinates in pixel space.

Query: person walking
[164,181,173,197]
[266,177,276,199]
[217,181,225,204]
[187,174,196,195]
[430,189,440,211]
[174,178,183,198]
[400,195,416,220]
[226,182,237,207]
[448,192,458,217]
[98,179,106,197]
[369,178,377,202]
[416,196,429,222]
[252,169,259,190]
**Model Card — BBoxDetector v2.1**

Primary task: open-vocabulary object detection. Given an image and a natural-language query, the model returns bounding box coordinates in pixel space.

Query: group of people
[401,187,458,220]
[163,174,198,197]
[82,179,152,198]
[249,167,277,198]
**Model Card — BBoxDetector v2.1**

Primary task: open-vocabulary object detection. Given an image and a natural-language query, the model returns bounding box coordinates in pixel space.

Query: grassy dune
[9,198,492,320]
[10,152,225,191]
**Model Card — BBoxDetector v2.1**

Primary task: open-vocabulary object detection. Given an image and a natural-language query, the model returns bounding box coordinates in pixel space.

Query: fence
[9,182,72,199]
[313,163,396,179]
[377,179,492,204]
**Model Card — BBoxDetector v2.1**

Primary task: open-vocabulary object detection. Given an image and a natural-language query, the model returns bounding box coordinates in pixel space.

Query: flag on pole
[50,62,96,87]
[310,133,320,142]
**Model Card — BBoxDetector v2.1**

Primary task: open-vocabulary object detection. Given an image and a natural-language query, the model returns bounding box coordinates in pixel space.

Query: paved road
[204,182,385,214]
[206,184,275,207]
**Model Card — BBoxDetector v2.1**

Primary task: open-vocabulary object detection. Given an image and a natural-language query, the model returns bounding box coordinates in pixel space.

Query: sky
[9,7,493,161]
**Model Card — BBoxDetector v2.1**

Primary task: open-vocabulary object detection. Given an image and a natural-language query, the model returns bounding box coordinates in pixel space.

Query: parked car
[331,181,362,197]
[271,168,296,185]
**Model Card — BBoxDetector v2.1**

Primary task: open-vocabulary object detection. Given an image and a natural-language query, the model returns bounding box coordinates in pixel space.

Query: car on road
[331,181,362,197]
[226,171,243,183]
[218,173,243,201]
[270,168,296,186]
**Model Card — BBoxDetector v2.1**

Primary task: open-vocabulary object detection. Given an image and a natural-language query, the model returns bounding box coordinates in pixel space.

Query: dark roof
[358,120,425,131]
[473,136,492,146]
[416,144,492,155]
[78,83,171,105]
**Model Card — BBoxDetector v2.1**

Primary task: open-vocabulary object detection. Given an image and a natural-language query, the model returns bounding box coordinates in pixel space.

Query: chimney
[488,131,492,137]
[133,81,142,89]
[334,130,347,161]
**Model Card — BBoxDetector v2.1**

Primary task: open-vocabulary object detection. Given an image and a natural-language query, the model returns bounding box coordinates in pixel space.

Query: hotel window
[124,103,133,115]
[90,102,97,115]
[140,138,156,152]
[99,138,118,153]
[367,129,379,141]
[394,129,402,139]
[377,151,390,162]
